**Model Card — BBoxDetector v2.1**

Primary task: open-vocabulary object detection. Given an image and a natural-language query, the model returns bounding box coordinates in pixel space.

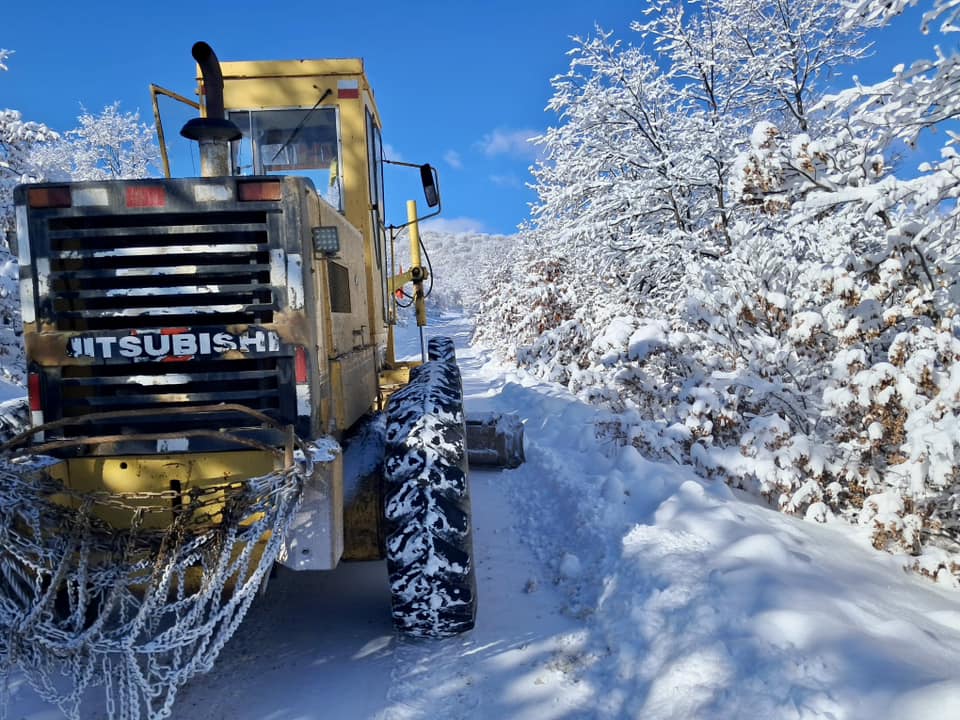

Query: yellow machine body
[214,58,390,361]
[11,43,482,575]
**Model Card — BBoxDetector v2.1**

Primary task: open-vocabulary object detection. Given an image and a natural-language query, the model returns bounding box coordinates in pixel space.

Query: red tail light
[295,347,309,384]
[28,372,42,412]
[238,181,282,202]
[126,185,166,208]
[28,186,72,209]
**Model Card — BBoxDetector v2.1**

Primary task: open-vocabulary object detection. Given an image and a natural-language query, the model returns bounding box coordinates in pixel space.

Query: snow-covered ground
[6,313,960,719]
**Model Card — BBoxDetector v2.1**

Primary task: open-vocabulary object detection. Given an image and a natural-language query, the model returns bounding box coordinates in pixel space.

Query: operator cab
[228,107,345,212]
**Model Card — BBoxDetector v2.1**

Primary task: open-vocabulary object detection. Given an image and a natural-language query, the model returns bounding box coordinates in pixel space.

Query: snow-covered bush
[475,254,580,361]
[474,0,960,581]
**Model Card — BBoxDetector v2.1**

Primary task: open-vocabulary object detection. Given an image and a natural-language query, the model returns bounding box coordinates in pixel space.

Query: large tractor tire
[383,337,477,637]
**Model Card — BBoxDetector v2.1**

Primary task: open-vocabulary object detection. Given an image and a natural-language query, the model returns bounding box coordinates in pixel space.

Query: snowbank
[476,337,960,719]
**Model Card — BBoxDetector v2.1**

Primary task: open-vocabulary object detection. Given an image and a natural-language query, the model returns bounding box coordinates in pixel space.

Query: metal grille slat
[60,369,279,387]
[52,244,265,259]
[55,303,275,319]
[64,390,278,408]
[57,284,274,300]
[44,209,277,331]
[47,222,267,239]
[52,264,271,280]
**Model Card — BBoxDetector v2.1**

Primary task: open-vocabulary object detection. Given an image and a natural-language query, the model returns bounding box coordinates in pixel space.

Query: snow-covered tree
[475,0,960,581]
[684,0,960,568]
[0,50,58,384]
[0,50,58,240]
[500,0,878,338]
[482,0,877,356]
[1,62,159,385]
[30,102,159,181]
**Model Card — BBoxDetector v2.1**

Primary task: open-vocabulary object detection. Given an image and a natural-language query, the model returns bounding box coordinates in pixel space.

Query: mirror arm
[381,159,442,228]
[386,202,441,233]
[381,159,421,169]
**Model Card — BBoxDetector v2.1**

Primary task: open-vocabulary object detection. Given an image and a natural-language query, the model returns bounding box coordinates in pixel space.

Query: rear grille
[58,358,289,438]
[29,196,305,449]
[45,210,276,331]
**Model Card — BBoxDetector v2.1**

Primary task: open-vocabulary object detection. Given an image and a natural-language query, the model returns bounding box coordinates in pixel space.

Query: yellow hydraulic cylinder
[407,200,427,327]
[407,200,422,269]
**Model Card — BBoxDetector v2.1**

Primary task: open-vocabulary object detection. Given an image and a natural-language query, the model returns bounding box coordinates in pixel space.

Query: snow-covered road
[118,315,592,719]
[7,313,960,719]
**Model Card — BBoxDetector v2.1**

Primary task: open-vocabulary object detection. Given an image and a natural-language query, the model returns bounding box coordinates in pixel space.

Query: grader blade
[465,412,525,469]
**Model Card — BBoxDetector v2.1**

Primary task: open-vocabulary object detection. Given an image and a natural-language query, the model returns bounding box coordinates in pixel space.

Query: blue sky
[1,1,946,235]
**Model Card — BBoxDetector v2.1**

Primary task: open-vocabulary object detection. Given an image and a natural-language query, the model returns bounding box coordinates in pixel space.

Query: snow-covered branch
[30,102,160,182]
[843,0,960,33]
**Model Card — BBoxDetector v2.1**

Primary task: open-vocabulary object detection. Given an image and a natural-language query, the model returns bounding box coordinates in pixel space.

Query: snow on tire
[0,397,31,445]
[384,338,477,637]
[427,336,457,364]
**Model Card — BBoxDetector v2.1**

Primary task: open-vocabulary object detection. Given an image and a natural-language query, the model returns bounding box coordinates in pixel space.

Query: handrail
[150,83,200,179]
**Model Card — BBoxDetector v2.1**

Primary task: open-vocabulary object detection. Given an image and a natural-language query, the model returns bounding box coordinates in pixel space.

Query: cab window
[366,109,386,272]
[228,107,344,211]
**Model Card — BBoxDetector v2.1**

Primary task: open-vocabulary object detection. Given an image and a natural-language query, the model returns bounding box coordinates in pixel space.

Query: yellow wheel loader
[0,42,522,720]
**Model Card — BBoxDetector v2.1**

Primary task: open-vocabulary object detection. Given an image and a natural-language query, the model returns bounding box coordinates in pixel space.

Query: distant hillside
[393,229,517,315]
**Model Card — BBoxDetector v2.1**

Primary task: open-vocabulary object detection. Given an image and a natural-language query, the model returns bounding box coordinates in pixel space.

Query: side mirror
[420,164,439,208]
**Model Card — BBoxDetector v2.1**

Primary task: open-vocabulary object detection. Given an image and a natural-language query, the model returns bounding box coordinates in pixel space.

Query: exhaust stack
[180,42,241,177]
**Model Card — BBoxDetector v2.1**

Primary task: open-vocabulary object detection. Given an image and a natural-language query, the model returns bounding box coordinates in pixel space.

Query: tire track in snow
[376,317,596,719]
[375,462,594,720]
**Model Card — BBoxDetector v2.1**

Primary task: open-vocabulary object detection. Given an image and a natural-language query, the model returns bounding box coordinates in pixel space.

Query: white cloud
[382,143,403,162]
[422,216,489,234]
[489,174,522,188]
[444,150,463,170]
[478,128,541,159]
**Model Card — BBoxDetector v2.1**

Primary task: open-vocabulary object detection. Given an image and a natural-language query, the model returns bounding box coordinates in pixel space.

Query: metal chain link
[0,446,311,720]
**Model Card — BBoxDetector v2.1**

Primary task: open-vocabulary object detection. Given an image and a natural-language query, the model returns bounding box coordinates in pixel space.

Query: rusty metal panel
[331,347,377,431]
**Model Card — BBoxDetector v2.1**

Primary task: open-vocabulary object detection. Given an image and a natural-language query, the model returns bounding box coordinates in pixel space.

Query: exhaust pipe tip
[180,41,241,176]
[191,43,225,117]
